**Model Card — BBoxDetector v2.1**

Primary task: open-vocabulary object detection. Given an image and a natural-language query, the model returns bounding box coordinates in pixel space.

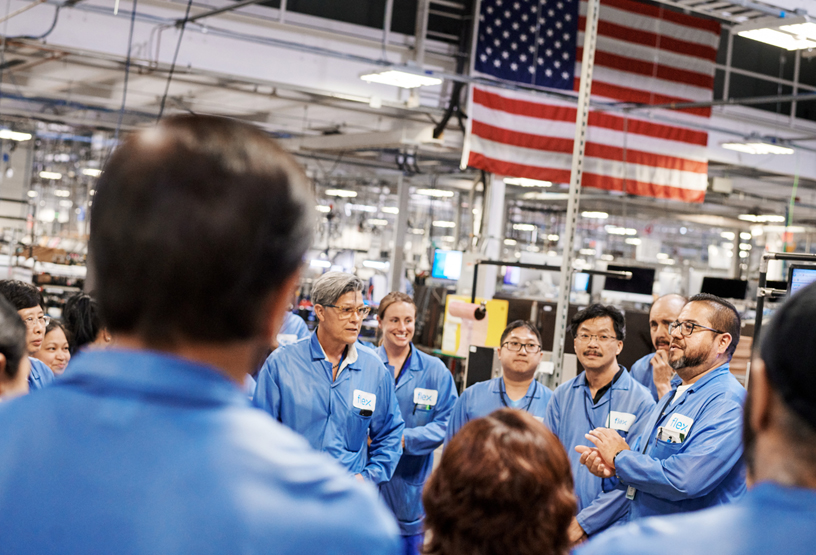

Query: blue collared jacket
[545,366,655,535]
[28,356,54,391]
[630,353,682,402]
[375,344,458,536]
[278,312,310,346]
[576,483,816,555]
[445,376,553,444]
[254,332,405,485]
[0,349,400,555]
[613,363,746,520]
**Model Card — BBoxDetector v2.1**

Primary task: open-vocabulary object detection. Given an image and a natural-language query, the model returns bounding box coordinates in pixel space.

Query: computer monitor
[700,277,748,300]
[787,264,816,297]
[503,266,521,286]
[431,249,463,281]
[603,265,655,296]
[573,272,591,292]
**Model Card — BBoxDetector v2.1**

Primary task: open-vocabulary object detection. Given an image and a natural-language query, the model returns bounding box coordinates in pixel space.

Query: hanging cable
[157,0,194,121]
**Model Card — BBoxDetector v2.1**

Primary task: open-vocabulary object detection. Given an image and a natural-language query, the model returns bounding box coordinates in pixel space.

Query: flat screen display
[603,265,655,295]
[700,277,748,300]
[573,272,591,292]
[787,265,816,297]
[503,266,521,286]
[431,250,463,281]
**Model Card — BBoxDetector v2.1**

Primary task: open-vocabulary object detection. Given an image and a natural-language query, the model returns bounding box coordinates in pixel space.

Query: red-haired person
[423,408,576,555]
[376,292,458,555]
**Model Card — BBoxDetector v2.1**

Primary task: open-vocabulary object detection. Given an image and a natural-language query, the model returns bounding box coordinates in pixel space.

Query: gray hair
[312,271,364,307]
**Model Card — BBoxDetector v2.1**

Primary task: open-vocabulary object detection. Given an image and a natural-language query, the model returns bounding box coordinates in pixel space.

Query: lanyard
[584,385,613,432]
[395,349,412,386]
[499,379,537,414]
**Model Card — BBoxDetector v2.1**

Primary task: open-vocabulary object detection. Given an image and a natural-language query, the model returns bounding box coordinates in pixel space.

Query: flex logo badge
[413,388,438,406]
[664,413,694,441]
[352,390,377,412]
[605,411,636,433]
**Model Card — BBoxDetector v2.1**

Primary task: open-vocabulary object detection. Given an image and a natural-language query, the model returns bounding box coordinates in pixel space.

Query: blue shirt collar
[376,343,422,373]
[491,377,542,398]
[309,330,362,371]
[61,349,249,407]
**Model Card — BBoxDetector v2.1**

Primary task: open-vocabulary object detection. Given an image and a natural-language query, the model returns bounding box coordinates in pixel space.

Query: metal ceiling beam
[178,0,270,26]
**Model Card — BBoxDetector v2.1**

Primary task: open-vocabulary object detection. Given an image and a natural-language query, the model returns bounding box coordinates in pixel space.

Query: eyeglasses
[23,315,50,329]
[502,341,542,353]
[668,320,725,337]
[322,304,371,319]
[573,333,618,343]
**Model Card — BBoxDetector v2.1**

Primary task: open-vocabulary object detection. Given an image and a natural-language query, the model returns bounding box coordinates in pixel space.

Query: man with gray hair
[255,271,405,485]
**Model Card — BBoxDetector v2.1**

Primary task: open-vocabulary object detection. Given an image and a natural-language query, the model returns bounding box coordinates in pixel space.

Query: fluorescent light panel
[360,70,442,89]
[512,223,536,231]
[582,211,609,219]
[39,171,62,180]
[432,220,455,228]
[325,189,357,198]
[82,168,102,177]
[416,188,454,198]
[738,214,785,223]
[0,129,31,141]
[503,177,552,187]
[722,142,794,155]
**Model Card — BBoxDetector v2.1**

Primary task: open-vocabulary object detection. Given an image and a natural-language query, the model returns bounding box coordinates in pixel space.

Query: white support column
[389,173,409,293]
[551,0,601,385]
[474,174,505,300]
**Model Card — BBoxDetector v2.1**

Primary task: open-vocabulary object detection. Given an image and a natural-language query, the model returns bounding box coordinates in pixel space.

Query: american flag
[464,0,721,203]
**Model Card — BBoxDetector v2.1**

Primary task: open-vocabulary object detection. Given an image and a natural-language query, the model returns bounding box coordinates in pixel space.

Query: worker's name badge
[663,413,694,441]
[352,390,377,411]
[413,388,438,406]
[605,411,636,433]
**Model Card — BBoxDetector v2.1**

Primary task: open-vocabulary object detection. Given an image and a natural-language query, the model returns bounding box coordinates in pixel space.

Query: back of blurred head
[63,293,104,354]
[89,115,313,352]
[0,294,30,399]
[423,408,576,555]
[748,280,816,486]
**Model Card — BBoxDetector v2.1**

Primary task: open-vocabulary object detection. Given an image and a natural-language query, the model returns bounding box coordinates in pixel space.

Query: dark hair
[377,291,415,320]
[0,280,43,311]
[89,115,314,346]
[500,320,543,346]
[759,281,816,434]
[0,294,27,379]
[63,293,100,354]
[570,304,626,340]
[45,319,71,344]
[687,293,741,359]
[423,408,575,555]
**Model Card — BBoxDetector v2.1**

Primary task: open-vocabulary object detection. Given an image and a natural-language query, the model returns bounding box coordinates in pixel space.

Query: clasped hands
[574,428,630,479]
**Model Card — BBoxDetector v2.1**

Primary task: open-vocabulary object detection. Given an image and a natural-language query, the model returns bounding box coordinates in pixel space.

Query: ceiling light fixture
[512,223,537,231]
[738,213,786,223]
[504,238,517,245]
[363,260,390,270]
[349,204,378,213]
[382,207,399,214]
[368,218,389,226]
[82,168,102,177]
[0,129,32,141]
[315,205,331,213]
[722,141,794,155]
[721,231,736,240]
[39,171,62,180]
[360,69,442,89]
[547,234,560,241]
[582,211,609,219]
[503,177,552,187]
[625,238,642,245]
[432,220,455,228]
[310,259,331,268]
[54,189,71,197]
[416,188,454,198]
[733,16,816,51]
[325,189,357,198]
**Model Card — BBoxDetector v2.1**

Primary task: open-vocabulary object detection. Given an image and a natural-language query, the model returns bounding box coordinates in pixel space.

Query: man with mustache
[576,283,816,555]
[630,294,687,401]
[255,271,405,486]
[545,304,655,545]
[576,293,746,522]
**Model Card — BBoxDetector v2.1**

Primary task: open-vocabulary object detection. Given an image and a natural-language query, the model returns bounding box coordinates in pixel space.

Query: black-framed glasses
[668,320,725,337]
[322,304,371,319]
[502,341,542,353]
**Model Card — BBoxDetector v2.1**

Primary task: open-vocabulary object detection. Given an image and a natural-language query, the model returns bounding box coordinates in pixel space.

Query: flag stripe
[578,17,718,62]
[472,88,710,145]
[598,0,722,34]
[471,121,708,173]
[467,152,707,203]
[577,63,714,102]
[470,136,709,188]
[577,48,714,88]
[592,35,716,75]
[574,78,712,117]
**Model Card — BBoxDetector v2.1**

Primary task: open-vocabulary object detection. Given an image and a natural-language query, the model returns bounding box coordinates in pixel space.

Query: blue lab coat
[445,376,553,444]
[576,482,816,555]
[612,363,746,520]
[279,312,310,346]
[0,349,400,555]
[254,332,405,485]
[28,356,54,390]
[545,367,655,535]
[375,344,458,536]
[630,353,682,402]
